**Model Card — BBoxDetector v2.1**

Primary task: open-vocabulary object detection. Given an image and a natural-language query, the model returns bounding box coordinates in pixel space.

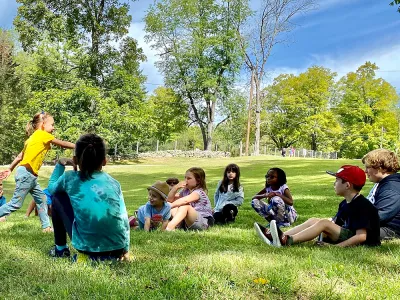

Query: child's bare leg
[167,205,192,230]
[25,200,36,217]
[285,218,321,236]
[291,219,341,244]
[183,206,199,227]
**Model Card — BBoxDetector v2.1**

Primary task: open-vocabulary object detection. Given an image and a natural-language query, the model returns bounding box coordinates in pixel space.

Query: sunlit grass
[1,156,400,299]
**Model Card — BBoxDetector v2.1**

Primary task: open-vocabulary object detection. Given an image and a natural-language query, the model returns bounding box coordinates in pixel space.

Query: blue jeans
[0,166,50,228]
[0,196,6,207]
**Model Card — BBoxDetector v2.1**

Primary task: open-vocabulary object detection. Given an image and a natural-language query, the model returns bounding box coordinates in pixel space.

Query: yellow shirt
[20,130,55,175]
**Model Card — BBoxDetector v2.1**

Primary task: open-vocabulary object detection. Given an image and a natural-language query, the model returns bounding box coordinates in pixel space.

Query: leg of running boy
[30,182,52,231]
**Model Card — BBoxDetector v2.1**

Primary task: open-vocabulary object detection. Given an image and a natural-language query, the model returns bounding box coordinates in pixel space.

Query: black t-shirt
[342,195,381,246]
[333,199,348,227]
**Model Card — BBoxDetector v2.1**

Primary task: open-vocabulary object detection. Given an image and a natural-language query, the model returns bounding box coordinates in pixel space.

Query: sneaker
[254,222,273,245]
[49,245,71,258]
[270,220,288,247]
[227,210,236,223]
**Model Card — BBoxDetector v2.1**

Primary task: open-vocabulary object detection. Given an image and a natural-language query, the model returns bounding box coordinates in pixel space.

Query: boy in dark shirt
[257,165,380,247]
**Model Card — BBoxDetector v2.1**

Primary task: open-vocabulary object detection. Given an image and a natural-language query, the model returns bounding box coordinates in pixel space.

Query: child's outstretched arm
[51,139,75,149]
[0,151,24,180]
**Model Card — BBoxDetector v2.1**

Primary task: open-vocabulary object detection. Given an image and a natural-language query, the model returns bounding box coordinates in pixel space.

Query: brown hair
[186,167,207,193]
[362,149,400,173]
[166,177,179,186]
[25,112,52,136]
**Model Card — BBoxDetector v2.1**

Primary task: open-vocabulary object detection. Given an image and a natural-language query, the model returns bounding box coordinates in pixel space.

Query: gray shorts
[187,214,211,231]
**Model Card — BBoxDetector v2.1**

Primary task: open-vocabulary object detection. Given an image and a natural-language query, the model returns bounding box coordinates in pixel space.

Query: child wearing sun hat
[129,181,171,231]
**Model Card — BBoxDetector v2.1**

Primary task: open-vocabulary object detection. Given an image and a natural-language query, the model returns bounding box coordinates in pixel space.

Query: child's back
[50,168,129,252]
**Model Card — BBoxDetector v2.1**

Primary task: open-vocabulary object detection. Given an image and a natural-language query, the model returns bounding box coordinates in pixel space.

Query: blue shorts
[0,196,6,207]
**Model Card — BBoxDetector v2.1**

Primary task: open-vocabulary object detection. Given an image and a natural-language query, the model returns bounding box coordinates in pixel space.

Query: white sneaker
[270,220,281,247]
[254,222,273,245]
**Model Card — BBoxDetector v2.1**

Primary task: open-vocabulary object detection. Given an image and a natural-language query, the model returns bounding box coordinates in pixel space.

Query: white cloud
[308,43,400,91]
[128,22,164,93]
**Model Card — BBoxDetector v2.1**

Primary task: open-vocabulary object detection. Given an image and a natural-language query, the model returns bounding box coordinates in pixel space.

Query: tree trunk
[245,70,254,156]
[254,77,261,156]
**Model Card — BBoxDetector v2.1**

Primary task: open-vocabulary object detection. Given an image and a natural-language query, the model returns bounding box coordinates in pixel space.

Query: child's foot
[42,226,54,233]
[49,245,71,258]
[270,220,288,247]
[0,216,6,222]
[254,222,273,245]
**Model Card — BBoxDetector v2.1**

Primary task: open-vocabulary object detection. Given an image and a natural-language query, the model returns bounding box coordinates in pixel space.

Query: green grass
[1,156,400,299]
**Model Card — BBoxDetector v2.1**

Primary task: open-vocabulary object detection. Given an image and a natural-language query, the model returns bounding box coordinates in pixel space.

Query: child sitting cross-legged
[48,134,130,261]
[130,181,171,231]
[255,165,381,247]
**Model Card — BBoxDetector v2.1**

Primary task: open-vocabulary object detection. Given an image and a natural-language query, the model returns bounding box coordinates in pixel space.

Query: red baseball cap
[326,165,366,187]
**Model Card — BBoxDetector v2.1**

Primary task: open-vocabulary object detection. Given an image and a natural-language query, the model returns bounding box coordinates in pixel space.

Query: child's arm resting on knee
[277,188,293,206]
[170,192,200,209]
[252,188,267,200]
[51,138,75,149]
[336,228,367,247]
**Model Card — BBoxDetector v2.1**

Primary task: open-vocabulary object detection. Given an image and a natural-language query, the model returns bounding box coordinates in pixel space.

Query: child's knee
[251,198,261,209]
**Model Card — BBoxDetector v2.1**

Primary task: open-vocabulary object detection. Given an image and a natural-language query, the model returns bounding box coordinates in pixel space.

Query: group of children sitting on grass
[0,111,399,262]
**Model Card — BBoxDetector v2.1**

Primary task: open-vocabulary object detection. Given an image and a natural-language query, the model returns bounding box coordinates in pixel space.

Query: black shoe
[49,245,71,258]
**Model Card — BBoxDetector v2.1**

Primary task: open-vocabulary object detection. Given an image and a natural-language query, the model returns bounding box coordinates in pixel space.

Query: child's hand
[0,169,11,180]
[177,181,186,189]
[58,158,77,170]
[315,241,330,247]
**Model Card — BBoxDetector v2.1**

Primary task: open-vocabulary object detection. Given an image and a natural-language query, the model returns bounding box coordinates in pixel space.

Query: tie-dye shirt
[48,164,130,252]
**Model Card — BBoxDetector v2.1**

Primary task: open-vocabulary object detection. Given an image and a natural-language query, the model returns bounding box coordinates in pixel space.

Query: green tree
[262,66,341,151]
[145,0,248,150]
[390,0,400,12]
[14,0,134,84]
[334,62,399,158]
[0,30,30,164]
[147,87,189,143]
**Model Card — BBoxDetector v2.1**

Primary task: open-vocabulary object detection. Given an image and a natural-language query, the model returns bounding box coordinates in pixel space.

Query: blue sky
[1,0,400,93]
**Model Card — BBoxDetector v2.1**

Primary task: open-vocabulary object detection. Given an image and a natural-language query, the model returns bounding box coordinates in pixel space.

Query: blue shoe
[49,245,70,258]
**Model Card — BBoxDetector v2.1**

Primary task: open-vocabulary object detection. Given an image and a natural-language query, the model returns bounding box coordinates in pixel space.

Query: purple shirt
[179,188,213,218]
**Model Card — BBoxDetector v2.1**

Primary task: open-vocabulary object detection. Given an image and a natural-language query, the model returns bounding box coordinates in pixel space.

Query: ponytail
[75,134,106,180]
[25,111,52,136]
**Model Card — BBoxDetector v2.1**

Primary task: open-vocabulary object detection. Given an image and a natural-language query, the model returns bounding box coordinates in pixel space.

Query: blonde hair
[187,167,207,193]
[362,149,400,173]
[25,112,52,136]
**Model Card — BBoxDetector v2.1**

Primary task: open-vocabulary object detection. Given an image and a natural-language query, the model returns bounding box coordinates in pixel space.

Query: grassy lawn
[1,156,399,299]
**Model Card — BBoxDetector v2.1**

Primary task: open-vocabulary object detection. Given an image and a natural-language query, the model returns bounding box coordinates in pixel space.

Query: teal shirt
[48,164,130,252]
